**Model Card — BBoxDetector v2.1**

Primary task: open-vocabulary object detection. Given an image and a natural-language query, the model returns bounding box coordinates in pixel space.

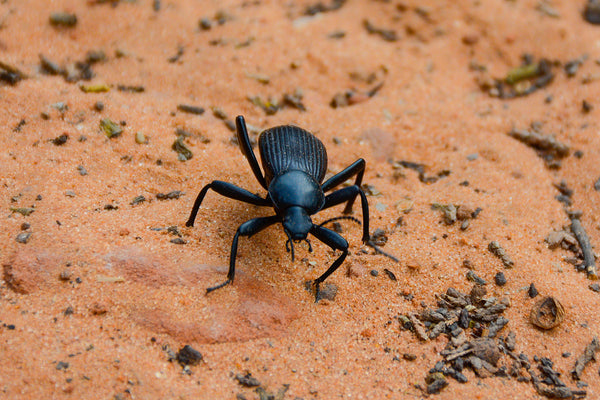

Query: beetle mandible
[186,115,370,300]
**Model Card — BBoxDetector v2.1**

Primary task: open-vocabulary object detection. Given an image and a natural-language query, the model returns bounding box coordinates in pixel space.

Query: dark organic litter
[494,272,507,286]
[478,56,555,98]
[172,136,193,161]
[235,372,261,387]
[488,241,514,268]
[508,127,570,169]
[572,337,599,380]
[100,118,123,139]
[570,218,597,279]
[52,134,69,146]
[156,191,183,200]
[305,0,346,15]
[530,296,565,330]
[176,345,203,366]
[49,12,77,27]
[584,0,600,24]
[177,104,205,115]
[395,160,450,184]
[363,19,398,42]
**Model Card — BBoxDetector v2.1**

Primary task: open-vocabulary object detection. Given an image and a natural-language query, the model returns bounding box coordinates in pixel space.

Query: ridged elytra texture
[259,125,328,184]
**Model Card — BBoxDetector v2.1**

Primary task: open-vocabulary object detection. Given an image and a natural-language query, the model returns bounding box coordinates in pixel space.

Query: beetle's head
[282,206,312,241]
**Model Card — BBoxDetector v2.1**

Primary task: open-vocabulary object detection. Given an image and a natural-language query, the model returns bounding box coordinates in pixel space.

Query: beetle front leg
[186,181,270,227]
[206,215,279,294]
[322,186,370,243]
[309,224,349,302]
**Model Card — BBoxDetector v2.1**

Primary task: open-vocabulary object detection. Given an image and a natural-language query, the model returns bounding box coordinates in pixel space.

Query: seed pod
[530,296,565,330]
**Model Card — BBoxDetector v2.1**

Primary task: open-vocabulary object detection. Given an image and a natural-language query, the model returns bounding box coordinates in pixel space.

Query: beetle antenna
[284,229,295,261]
[318,215,361,227]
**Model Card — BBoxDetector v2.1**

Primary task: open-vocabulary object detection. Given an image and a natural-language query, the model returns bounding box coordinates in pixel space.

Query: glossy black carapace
[186,115,370,300]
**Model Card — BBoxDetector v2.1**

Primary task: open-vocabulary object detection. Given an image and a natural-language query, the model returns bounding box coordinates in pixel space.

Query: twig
[572,336,599,380]
[571,218,597,279]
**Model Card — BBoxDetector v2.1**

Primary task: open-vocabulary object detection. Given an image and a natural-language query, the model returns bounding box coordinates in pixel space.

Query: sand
[1,0,600,398]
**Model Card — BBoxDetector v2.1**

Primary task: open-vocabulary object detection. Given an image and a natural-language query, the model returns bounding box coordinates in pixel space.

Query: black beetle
[186,115,370,299]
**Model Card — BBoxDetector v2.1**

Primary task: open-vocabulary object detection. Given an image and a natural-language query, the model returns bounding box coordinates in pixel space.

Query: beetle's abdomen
[259,125,328,184]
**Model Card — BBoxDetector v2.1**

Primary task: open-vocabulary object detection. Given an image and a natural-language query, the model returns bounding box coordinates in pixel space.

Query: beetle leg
[320,158,365,213]
[309,224,349,302]
[284,230,296,261]
[206,215,280,294]
[322,186,370,243]
[186,181,270,227]
[236,115,268,190]
[305,239,313,253]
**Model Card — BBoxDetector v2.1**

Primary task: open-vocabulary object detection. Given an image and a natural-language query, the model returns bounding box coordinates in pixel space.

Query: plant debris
[304,0,346,15]
[363,20,398,42]
[177,104,205,115]
[100,118,123,138]
[156,191,183,200]
[478,56,555,98]
[51,134,69,146]
[176,345,203,366]
[530,296,565,330]
[80,84,110,93]
[172,135,193,161]
[488,241,514,268]
[570,218,597,279]
[0,60,27,85]
[248,89,306,115]
[584,0,600,24]
[49,12,77,27]
[571,337,599,380]
[529,357,587,399]
[402,285,586,397]
[117,84,144,93]
[394,160,450,184]
[508,127,570,169]
[235,372,261,387]
[330,81,384,108]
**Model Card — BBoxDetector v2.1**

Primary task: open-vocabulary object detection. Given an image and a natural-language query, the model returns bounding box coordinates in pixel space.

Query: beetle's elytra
[186,115,370,300]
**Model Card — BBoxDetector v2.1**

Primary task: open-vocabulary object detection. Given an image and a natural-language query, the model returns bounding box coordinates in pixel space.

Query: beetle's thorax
[268,170,325,215]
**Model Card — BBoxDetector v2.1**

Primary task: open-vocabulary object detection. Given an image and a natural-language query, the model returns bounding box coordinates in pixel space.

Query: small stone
[528,283,539,298]
[370,269,379,277]
[77,165,88,176]
[403,353,417,361]
[589,283,600,292]
[16,232,31,244]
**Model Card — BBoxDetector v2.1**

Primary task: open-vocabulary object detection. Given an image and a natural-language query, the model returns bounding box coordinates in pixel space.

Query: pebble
[16,232,31,244]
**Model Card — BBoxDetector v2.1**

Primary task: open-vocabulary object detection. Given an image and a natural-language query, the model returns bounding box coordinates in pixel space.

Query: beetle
[186,115,370,300]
